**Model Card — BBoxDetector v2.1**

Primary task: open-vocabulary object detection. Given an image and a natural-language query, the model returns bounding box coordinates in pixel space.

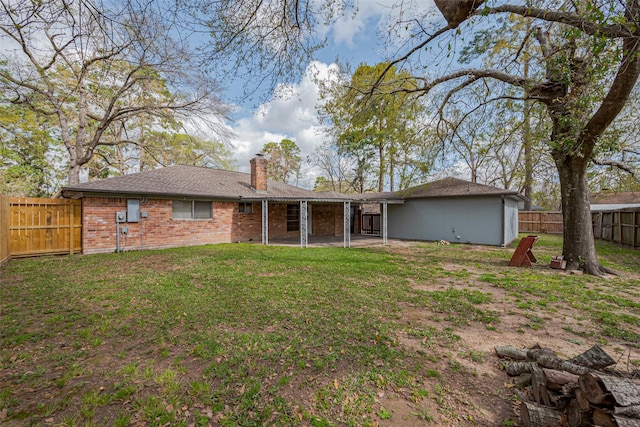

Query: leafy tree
[371,0,640,275]
[262,139,301,183]
[318,62,432,192]
[0,0,229,185]
[459,8,545,209]
[0,103,61,196]
[140,132,235,171]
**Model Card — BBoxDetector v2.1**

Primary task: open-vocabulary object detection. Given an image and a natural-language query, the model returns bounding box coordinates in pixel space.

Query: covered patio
[253,198,404,248]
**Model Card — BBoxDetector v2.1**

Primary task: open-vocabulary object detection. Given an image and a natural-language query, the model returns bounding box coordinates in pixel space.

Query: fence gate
[5,197,82,257]
[361,213,381,235]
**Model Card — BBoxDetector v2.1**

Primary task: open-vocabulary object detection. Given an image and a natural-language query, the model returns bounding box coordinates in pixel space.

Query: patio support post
[261,200,269,245]
[382,201,388,245]
[300,200,308,248]
[343,201,351,248]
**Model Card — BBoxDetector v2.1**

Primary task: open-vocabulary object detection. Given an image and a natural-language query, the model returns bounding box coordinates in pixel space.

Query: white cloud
[325,0,437,51]
[227,1,441,188]
[229,62,337,187]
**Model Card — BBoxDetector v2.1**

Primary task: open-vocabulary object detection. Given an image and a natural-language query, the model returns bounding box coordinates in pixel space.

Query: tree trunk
[67,163,81,185]
[553,153,601,274]
[378,143,385,192]
[522,26,533,211]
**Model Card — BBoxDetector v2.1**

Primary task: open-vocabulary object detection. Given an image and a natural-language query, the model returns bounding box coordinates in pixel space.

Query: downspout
[501,195,506,247]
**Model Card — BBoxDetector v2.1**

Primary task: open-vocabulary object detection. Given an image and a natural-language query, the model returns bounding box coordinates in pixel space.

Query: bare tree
[0,0,230,185]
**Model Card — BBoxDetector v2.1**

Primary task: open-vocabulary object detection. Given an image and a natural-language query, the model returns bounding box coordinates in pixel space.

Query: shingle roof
[590,191,640,205]
[62,165,324,200]
[61,167,521,202]
[357,177,521,200]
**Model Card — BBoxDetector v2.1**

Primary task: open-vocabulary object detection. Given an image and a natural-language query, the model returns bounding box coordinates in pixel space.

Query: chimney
[250,154,268,192]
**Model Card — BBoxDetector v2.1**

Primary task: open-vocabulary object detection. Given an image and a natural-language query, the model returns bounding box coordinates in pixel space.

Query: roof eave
[61,188,245,201]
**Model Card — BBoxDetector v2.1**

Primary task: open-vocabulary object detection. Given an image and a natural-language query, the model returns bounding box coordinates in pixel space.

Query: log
[562,382,580,397]
[520,401,564,427]
[579,373,615,405]
[532,366,552,406]
[542,368,580,391]
[615,404,640,418]
[503,361,537,376]
[580,372,640,407]
[599,375,640,407]
[537,355,591,375]
[495,345,530,360]
[528,347,557,361]
[566,399,592,427]
[569,345,616,370]
[550,394,571,411]
[595,410,640,427]
[593,408,617,427]
[574,388,591,412]
[613,414,640,427]
[515,373,533,389]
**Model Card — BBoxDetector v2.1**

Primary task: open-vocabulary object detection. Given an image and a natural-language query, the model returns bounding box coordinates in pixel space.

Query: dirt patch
[381,264,640,426]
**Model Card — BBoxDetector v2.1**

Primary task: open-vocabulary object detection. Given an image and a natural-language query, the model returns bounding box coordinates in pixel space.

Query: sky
[225,0,438,189]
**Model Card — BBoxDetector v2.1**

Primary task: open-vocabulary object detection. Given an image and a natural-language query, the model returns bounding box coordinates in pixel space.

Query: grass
[0,235,638,425]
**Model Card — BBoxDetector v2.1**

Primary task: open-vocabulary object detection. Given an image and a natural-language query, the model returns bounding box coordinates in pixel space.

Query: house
[590,191,640,212]
[366,178,522,246]
[60,156,522,253]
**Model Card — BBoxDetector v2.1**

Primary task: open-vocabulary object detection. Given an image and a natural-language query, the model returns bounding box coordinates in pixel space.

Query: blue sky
[226,0,437,188]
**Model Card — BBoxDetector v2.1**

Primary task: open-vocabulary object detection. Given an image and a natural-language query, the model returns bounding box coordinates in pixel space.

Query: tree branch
[484,4,635,38]
[413,69,529,96]
[592,158,636,176]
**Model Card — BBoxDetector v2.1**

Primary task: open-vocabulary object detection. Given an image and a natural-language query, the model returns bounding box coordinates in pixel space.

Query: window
[287,204,299,232]
[238,202,253,213]
[172,200,212,219]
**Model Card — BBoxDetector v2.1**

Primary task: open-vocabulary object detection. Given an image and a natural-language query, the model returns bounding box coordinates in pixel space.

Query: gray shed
[383,178,522,246]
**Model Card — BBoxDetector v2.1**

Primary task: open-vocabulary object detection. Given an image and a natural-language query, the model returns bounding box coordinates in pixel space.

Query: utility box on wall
[127,199,140,223]
[116,211,127,223]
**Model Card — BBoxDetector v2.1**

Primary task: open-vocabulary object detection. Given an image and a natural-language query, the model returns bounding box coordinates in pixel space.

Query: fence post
[617,212,622,244]
[69,202,74,255]
[539,213,544,234]
[634,210,638,248]
[0,194,9,265]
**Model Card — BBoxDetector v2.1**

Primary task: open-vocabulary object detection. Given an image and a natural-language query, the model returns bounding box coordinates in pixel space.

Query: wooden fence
[0,194,9,265]
[518,211,564,234]
[0,196,82,263]
[518,209,640,248]
[592,209,639,248]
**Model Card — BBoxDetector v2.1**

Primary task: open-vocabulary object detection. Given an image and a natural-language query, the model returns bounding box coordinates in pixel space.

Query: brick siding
[81,197,344,254]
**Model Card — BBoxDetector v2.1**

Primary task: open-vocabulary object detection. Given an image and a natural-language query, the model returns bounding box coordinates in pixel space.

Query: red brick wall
[82,197,263,254]
[312,204,344,236]
[266,203,344,238]
[81,197,344,254]
[231,202,262,242]
[267,203,299,238]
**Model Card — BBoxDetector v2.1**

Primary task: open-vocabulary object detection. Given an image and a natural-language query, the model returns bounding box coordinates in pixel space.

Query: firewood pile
[495,344,640,427]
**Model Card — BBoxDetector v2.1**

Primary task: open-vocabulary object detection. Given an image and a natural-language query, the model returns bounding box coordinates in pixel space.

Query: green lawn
[1,236,639,426]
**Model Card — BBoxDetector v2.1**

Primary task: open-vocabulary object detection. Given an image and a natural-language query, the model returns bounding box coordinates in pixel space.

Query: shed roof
[358,177,522,200]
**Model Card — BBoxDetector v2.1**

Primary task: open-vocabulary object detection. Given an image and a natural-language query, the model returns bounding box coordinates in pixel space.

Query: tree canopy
[262,139,302,184]
[0,0,230,187]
